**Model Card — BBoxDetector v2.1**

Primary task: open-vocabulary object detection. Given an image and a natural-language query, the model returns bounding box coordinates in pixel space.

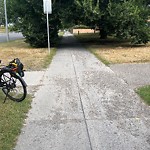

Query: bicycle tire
[0,70,27,102]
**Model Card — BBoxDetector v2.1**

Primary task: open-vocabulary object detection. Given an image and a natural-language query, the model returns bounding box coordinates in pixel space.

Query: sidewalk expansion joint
[71,52,93,150]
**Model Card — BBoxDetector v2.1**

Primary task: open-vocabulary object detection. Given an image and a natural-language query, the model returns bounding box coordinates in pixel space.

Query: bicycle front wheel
[1,71,27,102]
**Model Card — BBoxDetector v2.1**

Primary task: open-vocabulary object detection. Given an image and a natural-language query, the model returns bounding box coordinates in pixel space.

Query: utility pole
[4,0,9,41]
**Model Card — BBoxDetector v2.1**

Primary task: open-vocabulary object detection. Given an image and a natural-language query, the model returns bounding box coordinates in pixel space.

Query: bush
[21,19,60,48]
[8,0,61,48]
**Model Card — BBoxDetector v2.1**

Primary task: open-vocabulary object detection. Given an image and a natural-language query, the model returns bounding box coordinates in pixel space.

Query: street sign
[43,0,52,14]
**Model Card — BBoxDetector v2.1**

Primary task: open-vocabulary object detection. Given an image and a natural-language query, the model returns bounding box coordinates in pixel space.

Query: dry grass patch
[94,43,150,64]
[0,39,56,71]
[75,33,150,64]
[0,27,5,33]
[0,39,57,150]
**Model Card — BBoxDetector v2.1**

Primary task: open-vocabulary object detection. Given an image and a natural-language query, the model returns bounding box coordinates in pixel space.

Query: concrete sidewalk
[24,71,45,93]
[15,33,150,150]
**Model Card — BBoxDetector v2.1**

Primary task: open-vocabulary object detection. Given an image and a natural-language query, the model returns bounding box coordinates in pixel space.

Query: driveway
[15,32,150,150]
[110,63,150,89]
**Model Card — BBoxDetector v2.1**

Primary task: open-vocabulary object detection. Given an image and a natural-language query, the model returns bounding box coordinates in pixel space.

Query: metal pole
[47,4,50,54]
[4,0,9,42]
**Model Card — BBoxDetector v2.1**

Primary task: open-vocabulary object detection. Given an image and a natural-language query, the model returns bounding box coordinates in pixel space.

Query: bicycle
[0,58,27,103]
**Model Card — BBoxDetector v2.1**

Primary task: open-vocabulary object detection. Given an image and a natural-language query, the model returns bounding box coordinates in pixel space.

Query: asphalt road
[15,32,150,150]
[110,63,150,89]
[0,32,24,42]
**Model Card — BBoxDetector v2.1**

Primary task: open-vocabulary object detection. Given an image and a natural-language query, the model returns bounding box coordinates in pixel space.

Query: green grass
[136,85,150,105]
[0,34,62,150]
[43,48,57,68]
[0,91,32,150]
[42,34,64,68]
[43,32,63,68]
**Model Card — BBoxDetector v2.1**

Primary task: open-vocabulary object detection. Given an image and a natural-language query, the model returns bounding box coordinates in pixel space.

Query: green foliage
[75,0,102,27]
[108,0,150,44]
[58,0,85,28]
[73,25,90,29]
[74,0,150,44]
[0,93,32,150]
[8,0,61,47]
[0,0,4,25]
[8,0,150,45]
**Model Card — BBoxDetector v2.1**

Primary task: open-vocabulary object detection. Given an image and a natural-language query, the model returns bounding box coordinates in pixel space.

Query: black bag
[9,58,24,77]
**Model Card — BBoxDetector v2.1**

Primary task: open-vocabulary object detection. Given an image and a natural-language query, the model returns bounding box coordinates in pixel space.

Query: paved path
[15,33,150,150]
[23,71,45,94]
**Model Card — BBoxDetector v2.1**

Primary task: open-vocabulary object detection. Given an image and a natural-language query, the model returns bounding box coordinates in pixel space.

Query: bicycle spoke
[1,71,27,101]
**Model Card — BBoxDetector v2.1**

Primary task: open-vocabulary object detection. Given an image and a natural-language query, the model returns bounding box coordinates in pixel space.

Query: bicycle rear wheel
[0,71,27,102]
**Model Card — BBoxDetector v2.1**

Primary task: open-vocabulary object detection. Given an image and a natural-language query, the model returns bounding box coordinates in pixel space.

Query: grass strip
[43,33,64,68]
[88,48,110,66]
[74,33,150,64]
[43,48,56,68]
[0,92,32,150]
[136,85,150,105]
[0,34,62,150]
[74,33,111,65]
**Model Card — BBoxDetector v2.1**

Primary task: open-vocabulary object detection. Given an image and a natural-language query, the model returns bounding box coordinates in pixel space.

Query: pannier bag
[8,58,24,77]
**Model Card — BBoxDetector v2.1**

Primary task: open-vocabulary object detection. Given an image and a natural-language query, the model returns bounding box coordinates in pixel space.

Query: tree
[8,0,76,47]
[8,0,61,47]
[108,0,150,44]
[0,0,4,25]
[54,0,79,29]
[8,0,150,46]
[75,0,150,44]
[74,0,109,38]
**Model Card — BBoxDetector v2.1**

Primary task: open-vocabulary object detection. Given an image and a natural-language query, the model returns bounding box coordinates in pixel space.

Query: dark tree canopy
[0,0,4,25]
[73,0,150,44]
[8,0,150,47]
[8,0,62,47]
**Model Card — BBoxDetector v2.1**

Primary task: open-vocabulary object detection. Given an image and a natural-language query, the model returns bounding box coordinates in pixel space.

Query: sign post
[43,0,52,54]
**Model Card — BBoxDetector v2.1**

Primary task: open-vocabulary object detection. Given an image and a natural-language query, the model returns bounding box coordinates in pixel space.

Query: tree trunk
[100,28,107,39]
